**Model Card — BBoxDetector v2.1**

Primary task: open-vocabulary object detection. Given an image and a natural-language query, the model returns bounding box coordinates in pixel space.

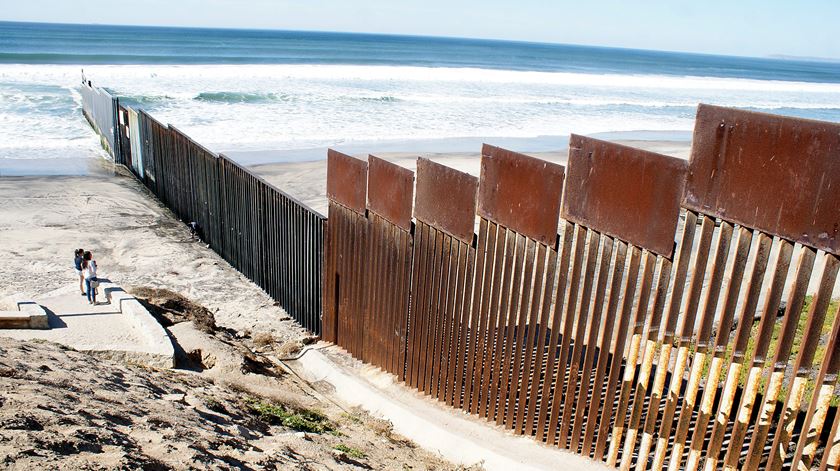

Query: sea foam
[1,64,839,160]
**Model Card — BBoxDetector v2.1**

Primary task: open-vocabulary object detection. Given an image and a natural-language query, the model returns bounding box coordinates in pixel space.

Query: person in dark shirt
[74,248,85,296]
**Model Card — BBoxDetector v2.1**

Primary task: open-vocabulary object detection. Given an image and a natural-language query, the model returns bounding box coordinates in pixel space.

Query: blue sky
[3,0,839,59]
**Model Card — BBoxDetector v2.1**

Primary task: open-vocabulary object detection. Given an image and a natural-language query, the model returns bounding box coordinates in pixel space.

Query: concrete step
[0,301,49,329]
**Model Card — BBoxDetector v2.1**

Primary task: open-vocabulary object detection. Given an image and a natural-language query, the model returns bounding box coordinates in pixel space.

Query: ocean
[2,21,840,166]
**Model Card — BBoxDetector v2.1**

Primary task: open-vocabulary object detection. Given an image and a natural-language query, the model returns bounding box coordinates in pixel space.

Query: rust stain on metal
[366,155,414,231]
[684,104,840,255]
[478,144,565,244]
[414,158,478,243]
[563,134,686,258]
[327,149,367,214]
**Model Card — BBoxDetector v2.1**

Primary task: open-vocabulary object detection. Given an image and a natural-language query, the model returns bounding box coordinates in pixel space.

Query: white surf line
[286,342,609,471]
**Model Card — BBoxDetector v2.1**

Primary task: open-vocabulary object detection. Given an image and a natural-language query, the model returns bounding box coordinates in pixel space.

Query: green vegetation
[333,443,367,459]
[692,296,840,406]
[246,398,333,433]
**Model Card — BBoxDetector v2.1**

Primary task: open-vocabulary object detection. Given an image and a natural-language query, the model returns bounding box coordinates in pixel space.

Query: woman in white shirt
[82,251,98,305]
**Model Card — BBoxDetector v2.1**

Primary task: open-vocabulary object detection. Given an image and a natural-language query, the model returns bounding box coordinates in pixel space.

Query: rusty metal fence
[80,72,840,470]
[82,80,325,334]
[323,105,840,470]
[133,111,325,334]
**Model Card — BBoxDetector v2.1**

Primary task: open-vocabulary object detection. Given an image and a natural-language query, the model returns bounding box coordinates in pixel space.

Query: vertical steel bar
[487,229,519,421]
[571,235,614,451]
[594,245,644,461]
[559,230,602,447]
[502,237,536,428]
[627,214,714,471]
[408,222,430,387]
[720,238,793,471]
[514,242,549,433]
[522,243,559,436]
[489,230,519,421]
[471,220,499,415]
[430,235,455,398]
[693,232,773,471]
[818,394,840,471]
[546,224,589,444]
[651,218,733,471]
[452,239,476,408]
[582,240,628,456]
[742,245,816,471]
[608,210,698,466]
[535,221,577,442]
[420,227,444,393]
[766,254,840,471]
[465,218,491,413]
[791,299,840,470]
[444,240,467,405]
[674,225,752,470]
[478,225,510,418]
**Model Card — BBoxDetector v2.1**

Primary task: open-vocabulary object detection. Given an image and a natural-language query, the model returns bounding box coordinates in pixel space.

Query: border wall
[81,75,840,469]
[323,105,840,471]
[80,79,324,334]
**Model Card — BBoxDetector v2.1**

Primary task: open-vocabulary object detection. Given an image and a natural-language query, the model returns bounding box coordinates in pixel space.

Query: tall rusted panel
[323,150,368,350]
[684,104,840,255]
[326,149,367,214]
[407,158,478,402]
[525,136,687,459]
[466,145,565,431]
[564,134,686,258]
[478,144,565,245]
[414,158,478,244]
[363,156,414,375]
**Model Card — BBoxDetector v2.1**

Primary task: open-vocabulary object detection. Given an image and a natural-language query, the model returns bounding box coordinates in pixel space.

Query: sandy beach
[1,134,836,469]
[0,137,692,311]
[0,161,308,342]
[0,157,474,469]
[3,12,838,470]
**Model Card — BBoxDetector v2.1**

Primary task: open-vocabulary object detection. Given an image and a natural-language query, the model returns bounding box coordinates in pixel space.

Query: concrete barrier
[0,301,49,329]
[287,344,610,471]
[103,284,175,368]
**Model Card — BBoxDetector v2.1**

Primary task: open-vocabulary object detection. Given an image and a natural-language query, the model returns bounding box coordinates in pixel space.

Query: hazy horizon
[3,0,839,60]
[3,19,839,65]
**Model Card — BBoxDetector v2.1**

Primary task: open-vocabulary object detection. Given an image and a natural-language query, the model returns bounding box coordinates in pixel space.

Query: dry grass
[252,332,275,347]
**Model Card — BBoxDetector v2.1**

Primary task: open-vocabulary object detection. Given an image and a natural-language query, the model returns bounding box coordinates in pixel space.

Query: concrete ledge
[0,301,48,329]
[102,284,175,368]
[287,344,610,471]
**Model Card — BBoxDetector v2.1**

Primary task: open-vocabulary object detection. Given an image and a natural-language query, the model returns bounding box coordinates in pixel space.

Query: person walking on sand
[82,251,99,305]
[74,248,85,296]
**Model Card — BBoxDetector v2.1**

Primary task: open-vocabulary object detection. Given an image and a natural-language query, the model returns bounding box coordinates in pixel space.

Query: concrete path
[0,285,174,367]
[286,343,610,471]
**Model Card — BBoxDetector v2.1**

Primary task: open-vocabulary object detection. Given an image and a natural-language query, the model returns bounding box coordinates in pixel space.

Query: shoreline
[0,155,117,177]
[0,130,692,178]
[224,130,693,165]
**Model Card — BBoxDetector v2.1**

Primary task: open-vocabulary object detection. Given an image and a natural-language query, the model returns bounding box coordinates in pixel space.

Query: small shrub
[276,340,303,357]
[253,332,275,347]
[369,418,394,438]
[341,412,363,425]
[246,398,333,434]
[334,444,367,459]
